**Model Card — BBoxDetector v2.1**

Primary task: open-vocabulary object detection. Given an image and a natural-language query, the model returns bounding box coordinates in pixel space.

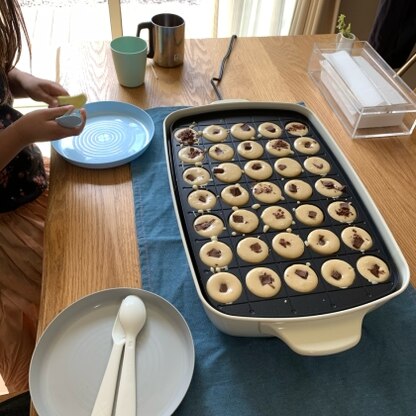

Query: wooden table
[34,35,416,412]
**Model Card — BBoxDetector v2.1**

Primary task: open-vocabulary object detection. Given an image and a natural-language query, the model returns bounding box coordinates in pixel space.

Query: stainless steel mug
[137,13,185,68]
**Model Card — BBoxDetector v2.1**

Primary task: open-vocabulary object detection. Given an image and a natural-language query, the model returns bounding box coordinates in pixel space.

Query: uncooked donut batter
[252,182,282,204]
[245,267,282,297]
[284,179,313,201]
[315,178,345,198]
[261,206,293,230]
[294,204,324,226]
[229,209,259,234]
[208,144,234,161]
[237,140,264,159]
[303,156,331,175]
[188,190,217,211]
[285,121,309,136]
[327,201,357,223]
[321,259,356,288]
[221,184,250,207]
[258,122,282,138]
[193,214,224,237]
[294,137,320,155]
[244,160,273,180]
[306,229,340,255]
[341,226,373,251]
[213,162,243,183]
[356,255,390,284]
[236,237,269,263]
[206,272,242,303]
[265,139,293,157]
[200,240,233,268]
[202,125,228,142]
[231,122,256,140]
[183,167,211,186]
[274,157,303,178]
[284,264,318,293]
[178,146,205,163]
[272,232,304,259]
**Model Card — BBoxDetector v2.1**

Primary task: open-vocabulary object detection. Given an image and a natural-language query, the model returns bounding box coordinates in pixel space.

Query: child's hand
[0,106,87,170]
[21,76,69,107]
[13,106,86,145]
[8,69,69,107]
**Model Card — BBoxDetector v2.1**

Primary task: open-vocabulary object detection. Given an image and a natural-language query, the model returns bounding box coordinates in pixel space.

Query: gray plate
[29,288,194,416]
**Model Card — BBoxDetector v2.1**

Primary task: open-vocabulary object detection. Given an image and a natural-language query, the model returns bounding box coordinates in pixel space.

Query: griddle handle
[260,310,366,356]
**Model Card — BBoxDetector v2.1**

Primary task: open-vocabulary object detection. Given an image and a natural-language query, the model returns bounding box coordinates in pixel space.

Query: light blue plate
[52,101,155,169]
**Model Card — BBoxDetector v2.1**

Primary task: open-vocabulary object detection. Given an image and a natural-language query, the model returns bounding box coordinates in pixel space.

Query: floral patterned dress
[0,81,47,212]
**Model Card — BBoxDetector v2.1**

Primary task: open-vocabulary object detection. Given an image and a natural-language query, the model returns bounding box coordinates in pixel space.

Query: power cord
[210,35,238,100]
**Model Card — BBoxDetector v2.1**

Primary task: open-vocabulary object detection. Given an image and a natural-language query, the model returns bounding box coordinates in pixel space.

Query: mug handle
[137,22,154,59]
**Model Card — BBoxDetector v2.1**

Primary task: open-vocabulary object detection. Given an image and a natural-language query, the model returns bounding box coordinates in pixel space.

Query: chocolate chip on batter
[241,123,251,131]
[259,272,275,287]
[198,195,207,203]
[252,163,262,170]
[288,183,298,193]
[265,125,276,133]
[321,180,335,189]
[279,238,291,248]
[214,146,224,154]
[219,283,228,292]
[368,263,384,278]
[230,187,242,197]
[336,202,351,217]
[186,174,196,181]
[195,219,215,231]
[213,167,225,174]
[208,248,222,258]
[277,164,287,171]
[308,210,317,219]
[244,143,252,150]
[232,214,244,223]
[331,270,342,280]
[188,147,203,159]
[272,140,289,149]
[287,123,305,132]
[178,128,196,145]
[295,269,308,279]
[312,162,324,169]
[272,209,285,219]
[352,232,365,249]
[254,184,273,194]
[250,242,263,253]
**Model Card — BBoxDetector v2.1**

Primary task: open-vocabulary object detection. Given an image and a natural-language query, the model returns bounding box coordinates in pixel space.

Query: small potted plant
[336,14,356,51]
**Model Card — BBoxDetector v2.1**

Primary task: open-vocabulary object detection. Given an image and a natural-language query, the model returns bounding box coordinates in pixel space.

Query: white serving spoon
[90,298,127,416]
[114,295,147,416]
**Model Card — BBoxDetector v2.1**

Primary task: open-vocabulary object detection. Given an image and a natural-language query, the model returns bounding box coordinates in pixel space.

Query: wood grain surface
[32,34,416,415]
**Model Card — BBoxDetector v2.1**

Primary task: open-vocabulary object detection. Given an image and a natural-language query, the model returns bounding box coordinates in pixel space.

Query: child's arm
[0,106,86,170]
[8,68,69,107]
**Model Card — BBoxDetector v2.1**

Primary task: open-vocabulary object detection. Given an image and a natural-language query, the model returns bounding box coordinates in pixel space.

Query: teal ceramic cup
[110,36,148,87]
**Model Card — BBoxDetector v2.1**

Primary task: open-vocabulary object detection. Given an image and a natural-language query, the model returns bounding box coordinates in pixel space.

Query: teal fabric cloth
[131,106,416,416]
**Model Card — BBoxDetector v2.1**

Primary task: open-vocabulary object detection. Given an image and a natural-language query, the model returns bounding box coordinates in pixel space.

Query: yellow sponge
[57,93,87,108]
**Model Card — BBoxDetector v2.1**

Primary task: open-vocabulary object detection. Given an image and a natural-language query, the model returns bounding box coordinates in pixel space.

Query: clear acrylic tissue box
[308,41,416,139]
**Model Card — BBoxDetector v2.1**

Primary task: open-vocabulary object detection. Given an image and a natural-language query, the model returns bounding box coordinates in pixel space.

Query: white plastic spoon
[56,93,87,128]
[90,299,126,416]
[114,295,147,416]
